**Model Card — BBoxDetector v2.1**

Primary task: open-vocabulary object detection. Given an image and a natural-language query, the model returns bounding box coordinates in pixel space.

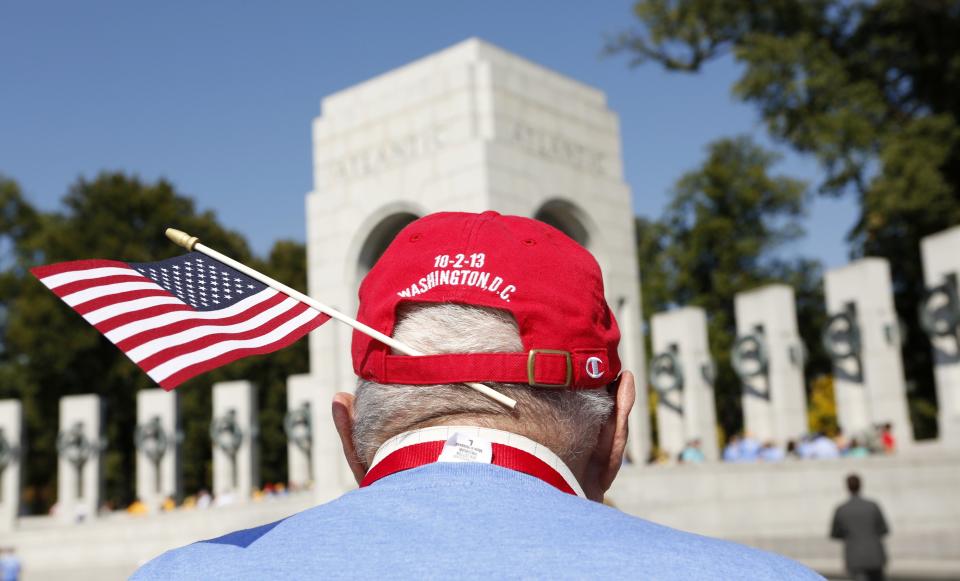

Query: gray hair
[353,303,614,466]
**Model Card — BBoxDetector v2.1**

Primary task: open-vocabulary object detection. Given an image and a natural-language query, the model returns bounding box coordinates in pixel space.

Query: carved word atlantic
[510,122,607,175]
[331,127,446,182]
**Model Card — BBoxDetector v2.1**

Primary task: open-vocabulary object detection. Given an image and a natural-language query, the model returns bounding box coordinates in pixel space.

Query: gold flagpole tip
[165,228,200,251]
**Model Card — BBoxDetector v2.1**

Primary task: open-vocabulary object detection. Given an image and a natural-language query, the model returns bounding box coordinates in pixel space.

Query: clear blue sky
[0,1,858,268]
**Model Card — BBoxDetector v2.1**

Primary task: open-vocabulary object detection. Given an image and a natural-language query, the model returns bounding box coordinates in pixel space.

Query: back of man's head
[334,211,635,500]
[846,473,862,495]
[353,302,615,468]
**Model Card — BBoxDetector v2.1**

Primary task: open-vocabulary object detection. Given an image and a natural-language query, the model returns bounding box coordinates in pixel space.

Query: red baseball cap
[352,211,621,389]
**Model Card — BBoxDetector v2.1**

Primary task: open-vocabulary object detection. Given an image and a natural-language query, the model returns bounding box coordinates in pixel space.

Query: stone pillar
[211,381,258,502]
[921,225,960,446]
[824,258,914,445]
[135,389,179,511]
[650,307,718,460]
[57,394,103,523]
[733,284,808,444]
[0,400,22,533]
[286,374,317,490]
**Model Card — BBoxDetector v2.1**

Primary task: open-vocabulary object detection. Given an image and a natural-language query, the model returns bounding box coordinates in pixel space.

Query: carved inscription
[510,122,607,175]
[330,127,445,182]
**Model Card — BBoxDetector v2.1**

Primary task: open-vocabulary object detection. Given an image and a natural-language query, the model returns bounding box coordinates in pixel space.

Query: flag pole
[165,228,517,409]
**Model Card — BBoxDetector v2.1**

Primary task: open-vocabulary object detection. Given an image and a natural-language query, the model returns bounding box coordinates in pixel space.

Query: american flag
[31,252,330,389]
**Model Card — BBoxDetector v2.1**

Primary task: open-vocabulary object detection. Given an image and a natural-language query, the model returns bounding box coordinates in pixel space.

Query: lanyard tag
[437,432,493,464]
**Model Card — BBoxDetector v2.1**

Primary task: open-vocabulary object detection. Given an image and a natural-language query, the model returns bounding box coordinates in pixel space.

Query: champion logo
[585,356,604,379]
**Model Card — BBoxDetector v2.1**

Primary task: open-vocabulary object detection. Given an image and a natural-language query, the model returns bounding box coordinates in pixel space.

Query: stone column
[211,381,258,502]
[284,375,353,504]
[0,399,22,533]
[57,394,103,523]
[733,284,808,445]
[135,389,179,511]
[824,258,914,445]
[286,374,317,490]
[650,307,718,460]
[921,225,960,446]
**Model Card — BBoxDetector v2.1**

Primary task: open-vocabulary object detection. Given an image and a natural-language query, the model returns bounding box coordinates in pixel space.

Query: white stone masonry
[650,307,718,460]
[734,284,808,444]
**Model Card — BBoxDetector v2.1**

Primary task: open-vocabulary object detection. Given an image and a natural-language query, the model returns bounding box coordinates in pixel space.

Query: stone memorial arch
[292,39,649,496]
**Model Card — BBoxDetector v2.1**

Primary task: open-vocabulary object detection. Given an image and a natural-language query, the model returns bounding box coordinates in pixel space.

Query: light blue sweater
[133,463,822,580]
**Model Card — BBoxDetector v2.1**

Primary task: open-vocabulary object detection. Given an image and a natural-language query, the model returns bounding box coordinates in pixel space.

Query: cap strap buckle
[527,349,573,388]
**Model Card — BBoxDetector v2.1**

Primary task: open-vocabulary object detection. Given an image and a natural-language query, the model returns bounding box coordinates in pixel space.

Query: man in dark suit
[830,473,890,581]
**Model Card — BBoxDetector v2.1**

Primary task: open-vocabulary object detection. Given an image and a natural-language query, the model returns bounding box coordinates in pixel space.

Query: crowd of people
[121,482,305,516]
[648,423,898,465]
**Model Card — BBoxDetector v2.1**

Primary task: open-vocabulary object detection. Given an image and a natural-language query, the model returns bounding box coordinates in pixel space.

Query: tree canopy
[637,136,829,436]
[612,0,959,437]
[0,173,310,511]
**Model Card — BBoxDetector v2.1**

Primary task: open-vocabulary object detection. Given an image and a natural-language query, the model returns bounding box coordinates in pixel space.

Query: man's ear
[583,371,636,501]
[332,392,367,483]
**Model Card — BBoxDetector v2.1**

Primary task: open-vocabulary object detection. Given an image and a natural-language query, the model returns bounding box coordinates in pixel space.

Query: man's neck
[367,425,587,498]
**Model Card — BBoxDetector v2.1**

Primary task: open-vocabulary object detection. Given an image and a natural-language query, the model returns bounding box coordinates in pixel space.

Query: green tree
[609,0,960,438]
[636,136,825,436]
[0,172,310,511]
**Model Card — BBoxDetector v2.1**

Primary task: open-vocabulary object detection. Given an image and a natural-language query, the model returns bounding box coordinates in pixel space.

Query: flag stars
[130,256,263,311]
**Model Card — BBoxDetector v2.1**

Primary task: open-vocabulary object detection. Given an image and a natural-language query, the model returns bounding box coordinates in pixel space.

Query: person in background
[833,428,850,454]
[830,474,889,581]
[0,547,23,581]
[195,489,212,509]
[722,434,742,462]
[785,440,801,459]
[739,432,762,462]
[680,439,706,463]
[759,441,785,462]
[810,432,841,459]
[845,438,870,459]
[796,434,816,459]
[127,498,149,516]
[880,423,896,454]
